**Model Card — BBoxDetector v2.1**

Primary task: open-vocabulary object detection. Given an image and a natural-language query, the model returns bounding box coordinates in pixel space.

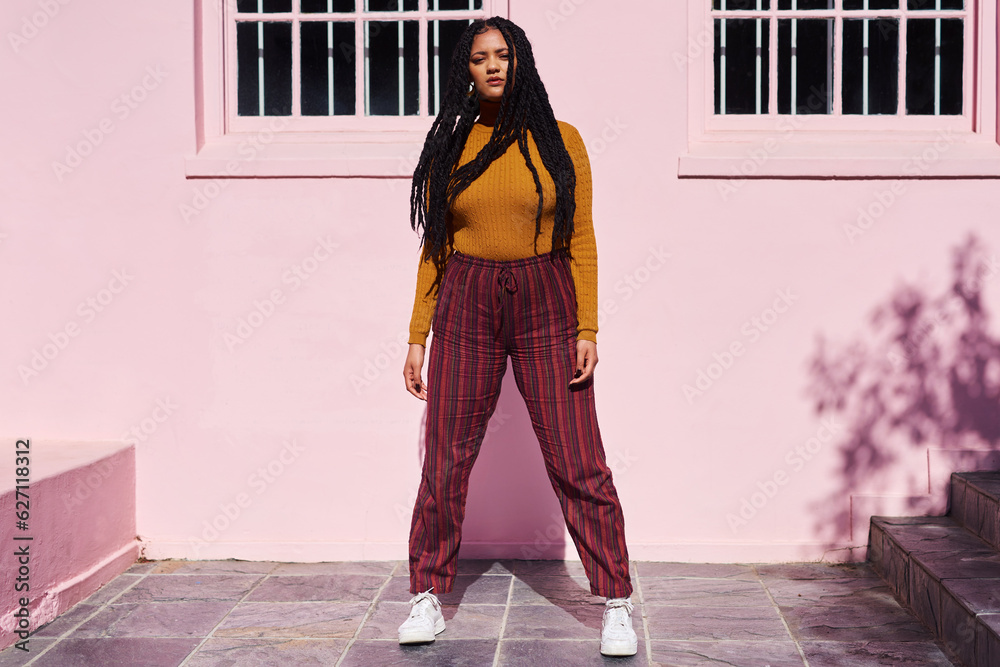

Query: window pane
[908,0,963,9]
[301,0,355,11]
[777,0,832,10]
[428,0,484,9]
[844,0,898,9]
[237,21,292,115]
[778,19,832,114]
[843,19,898,114]
[366,0,419,11]
[237,0,292,12]
[366,20,419,115]
[714,18,770,114]
[714,0,770,9]
[302,21,356,115]
[906,18,963,114]
[427,19,472,116]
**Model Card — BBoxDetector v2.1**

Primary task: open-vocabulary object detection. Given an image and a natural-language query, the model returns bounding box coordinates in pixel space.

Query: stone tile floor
[0,559,960,666]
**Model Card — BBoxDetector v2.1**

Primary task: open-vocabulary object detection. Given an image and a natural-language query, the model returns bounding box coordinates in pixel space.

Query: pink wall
[4,0,1000,564]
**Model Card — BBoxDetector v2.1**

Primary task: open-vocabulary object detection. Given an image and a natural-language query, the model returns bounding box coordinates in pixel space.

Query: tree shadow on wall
[806,233,1000,547]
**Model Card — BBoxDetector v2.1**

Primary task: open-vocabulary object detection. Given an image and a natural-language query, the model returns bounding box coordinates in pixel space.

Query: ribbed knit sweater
[407,119,598,347]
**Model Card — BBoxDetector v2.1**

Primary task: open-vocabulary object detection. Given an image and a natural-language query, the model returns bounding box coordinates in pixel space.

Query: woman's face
[468,27,513,103]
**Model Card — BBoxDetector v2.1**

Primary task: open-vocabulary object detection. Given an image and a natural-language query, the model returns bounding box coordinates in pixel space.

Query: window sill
[184,132,427,178]
[678,139,1000,179]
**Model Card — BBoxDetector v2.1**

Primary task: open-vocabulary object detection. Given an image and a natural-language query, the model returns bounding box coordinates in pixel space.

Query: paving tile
[939,590,980,667]
[943,577,1000,613]
[502,602,639,640]
[81,574,144,605]
[885,523,991,554]
[0,637,57,666]
[456,559,516,576]
[880,539,911,607]
[150,560,279,575]
[869,525,886,572]
[908,561,943,636]
[914,549,1000,580]
[976,613,1000,666]
[246,574,387,602]
[73,601,234,638]
[271,561,399,576]
[645,605,788,641]
[498,639,648,665]
[124,562,158,574]
[184,637,350,665]
[763,577,897,608]
[28,638,200,667]
[649,639,804,666]
[513,560,588,577]
[640,578,770,607]
[968,489,1000,547]
[799,640,956,666]
[214,601,371,638]
[30,603,100,637]
[340,639,497,666]
[635,562,756,580]
[755,562,875,580]
[510,575,601,606]
[780,603,932,642]
[115,574,263,603]
[383,573,511,605]
[873,516,956,526]
[951,477,969,528]
[359,601,504,640]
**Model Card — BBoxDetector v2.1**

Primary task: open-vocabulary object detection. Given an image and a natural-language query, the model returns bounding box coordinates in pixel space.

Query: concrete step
[870,515,1000,666]
[951,472,1000,551]
[0,440,139,652]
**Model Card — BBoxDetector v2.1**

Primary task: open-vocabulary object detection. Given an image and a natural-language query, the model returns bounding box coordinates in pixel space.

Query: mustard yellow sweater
[407,119,598,346]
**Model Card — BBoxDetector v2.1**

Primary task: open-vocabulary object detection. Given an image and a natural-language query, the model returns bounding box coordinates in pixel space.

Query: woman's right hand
[403,343,428,400]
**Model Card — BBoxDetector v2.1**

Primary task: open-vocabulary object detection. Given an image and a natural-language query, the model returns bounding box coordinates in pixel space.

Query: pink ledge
[0,440,138,651]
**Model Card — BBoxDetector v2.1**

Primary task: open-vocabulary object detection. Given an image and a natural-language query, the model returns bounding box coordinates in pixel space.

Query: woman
[399,16,636,657]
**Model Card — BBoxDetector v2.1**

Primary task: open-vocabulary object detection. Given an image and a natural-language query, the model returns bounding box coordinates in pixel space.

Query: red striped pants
[407,249,633,598]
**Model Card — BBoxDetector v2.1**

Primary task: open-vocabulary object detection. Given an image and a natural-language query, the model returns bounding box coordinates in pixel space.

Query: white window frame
[679,0,1000,178]
[187,0,509,178]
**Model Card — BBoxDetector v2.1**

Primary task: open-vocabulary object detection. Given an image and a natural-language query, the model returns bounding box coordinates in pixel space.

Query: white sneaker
[601,597,637,656]
[398,589,446,644]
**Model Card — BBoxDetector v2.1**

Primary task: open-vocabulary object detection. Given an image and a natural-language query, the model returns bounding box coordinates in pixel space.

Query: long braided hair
[409,16,577,297]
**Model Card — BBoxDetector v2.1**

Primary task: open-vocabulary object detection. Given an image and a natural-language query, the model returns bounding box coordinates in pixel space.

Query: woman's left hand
[569,339,598,386]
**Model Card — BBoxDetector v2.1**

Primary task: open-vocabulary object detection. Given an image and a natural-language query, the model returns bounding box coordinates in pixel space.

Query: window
[680,0,1000,177]
[188,0,509,177]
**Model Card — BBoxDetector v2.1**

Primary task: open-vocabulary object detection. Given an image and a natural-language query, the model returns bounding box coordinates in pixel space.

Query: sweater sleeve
[560,121,599,343]
[407,242,444,347]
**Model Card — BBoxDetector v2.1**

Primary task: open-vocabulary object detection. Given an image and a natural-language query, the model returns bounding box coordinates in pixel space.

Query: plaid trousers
[407,249,633,599]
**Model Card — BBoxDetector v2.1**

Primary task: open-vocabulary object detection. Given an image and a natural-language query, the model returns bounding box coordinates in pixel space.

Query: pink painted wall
[4,0,1000,564]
